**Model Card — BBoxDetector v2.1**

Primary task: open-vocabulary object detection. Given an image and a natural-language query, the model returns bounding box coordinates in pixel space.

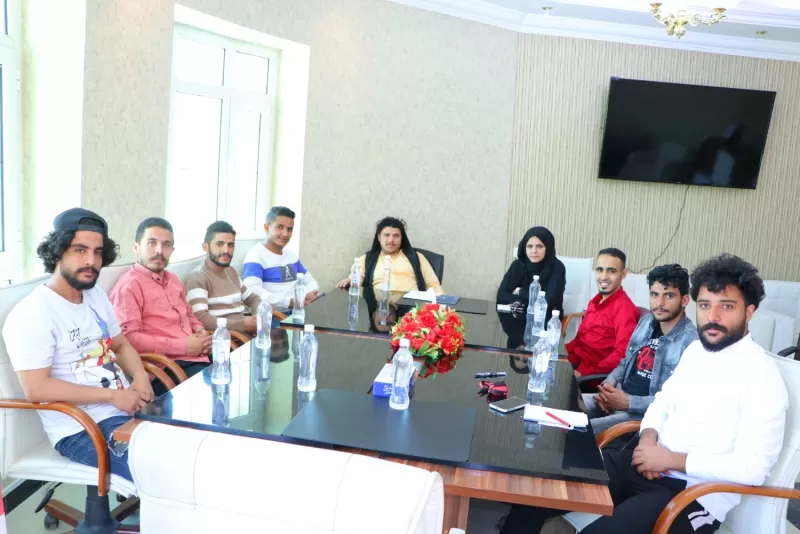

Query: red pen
[545,411,572,428]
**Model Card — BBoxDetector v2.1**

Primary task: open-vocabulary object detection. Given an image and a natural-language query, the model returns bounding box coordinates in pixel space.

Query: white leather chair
[0,277,138,531]
[232,238,261,275]
[128,421,444,533]
[566,351,800,534]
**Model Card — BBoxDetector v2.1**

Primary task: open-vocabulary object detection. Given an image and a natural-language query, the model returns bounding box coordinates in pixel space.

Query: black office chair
[415,248,445,284]
[778,334,800,359]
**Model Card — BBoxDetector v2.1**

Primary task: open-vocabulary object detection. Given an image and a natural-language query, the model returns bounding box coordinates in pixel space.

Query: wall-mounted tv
[598,78,776,189]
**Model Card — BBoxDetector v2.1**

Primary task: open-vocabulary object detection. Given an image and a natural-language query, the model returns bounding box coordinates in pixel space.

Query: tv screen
[598,78,776,189]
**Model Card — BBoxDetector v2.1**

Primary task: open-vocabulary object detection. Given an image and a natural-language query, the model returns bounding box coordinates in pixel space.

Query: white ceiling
[387,0,800,60]
[487,1,800,40]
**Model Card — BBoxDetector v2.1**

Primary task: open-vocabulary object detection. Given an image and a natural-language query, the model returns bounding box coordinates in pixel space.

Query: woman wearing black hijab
[497,226,566,322]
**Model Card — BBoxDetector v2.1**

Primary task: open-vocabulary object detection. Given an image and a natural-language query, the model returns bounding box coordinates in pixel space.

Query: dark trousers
[499,449,721,534]
[55,415,134,482]
[151,360,209,397]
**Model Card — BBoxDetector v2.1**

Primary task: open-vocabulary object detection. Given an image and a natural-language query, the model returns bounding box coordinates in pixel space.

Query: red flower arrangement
[390,303,466,378]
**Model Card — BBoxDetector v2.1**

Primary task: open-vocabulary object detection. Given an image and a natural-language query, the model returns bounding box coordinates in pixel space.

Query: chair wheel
[43,513,60,530]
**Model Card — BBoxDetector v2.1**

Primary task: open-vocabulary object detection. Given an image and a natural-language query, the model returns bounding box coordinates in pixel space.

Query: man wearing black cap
[2,208,153,482]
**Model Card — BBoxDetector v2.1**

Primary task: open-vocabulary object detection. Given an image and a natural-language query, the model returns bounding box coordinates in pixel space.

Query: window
[166,25,278,259]
[0,0,21,285]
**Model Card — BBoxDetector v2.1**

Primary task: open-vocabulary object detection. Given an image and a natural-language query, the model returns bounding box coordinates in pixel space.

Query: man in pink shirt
[110,217,211,395]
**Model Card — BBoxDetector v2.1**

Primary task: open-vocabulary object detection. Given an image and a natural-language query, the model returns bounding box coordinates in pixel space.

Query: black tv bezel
[597,77,777,190]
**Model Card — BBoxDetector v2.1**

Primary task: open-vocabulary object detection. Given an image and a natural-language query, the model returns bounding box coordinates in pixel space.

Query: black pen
[475,372,507,379]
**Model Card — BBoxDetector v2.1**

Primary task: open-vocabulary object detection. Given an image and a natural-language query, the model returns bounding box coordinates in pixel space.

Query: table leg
[443,494,469,533]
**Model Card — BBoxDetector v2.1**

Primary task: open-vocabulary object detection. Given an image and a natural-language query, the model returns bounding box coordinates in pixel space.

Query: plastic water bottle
[297,325,318,392]
[390,339,413,410]
[527,275,541,312]
[546,310,561,360]
[349,258,362,295]
[256,300,273,349]
[212,384,230,426]
[528,336,550,393]
[293,273,306,323]
[348,296,359,330]
[210,318,231,385]
[378,257,392,325]
[254,345,271,397]
[532,291,547,334]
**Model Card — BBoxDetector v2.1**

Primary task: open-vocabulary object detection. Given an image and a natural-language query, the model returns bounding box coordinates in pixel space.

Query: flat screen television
[598,78,776,189]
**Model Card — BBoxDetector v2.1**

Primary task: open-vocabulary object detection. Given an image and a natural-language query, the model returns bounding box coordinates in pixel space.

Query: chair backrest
[0,276,52,476]
[129,422,444,533]
[97,262,132,294]
[166,256,205,286]
[232,238,261,276]
[762,280,800,340]
[559,256,593,315]
[722,352,800,534]
[415,248,445,285]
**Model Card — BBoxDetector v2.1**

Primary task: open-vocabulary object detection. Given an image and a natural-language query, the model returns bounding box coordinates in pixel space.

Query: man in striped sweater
[185,221,261,335]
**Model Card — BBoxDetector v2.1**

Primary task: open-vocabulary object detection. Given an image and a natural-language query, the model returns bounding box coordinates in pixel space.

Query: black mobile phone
[489,396,527,413]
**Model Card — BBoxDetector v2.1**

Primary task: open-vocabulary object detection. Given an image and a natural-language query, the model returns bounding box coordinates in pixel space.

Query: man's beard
[698,321,747,352]
[62,266,99,290]
[209,251,231,268]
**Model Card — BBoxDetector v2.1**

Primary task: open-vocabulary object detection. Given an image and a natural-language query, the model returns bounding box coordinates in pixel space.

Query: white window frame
[0,0,22,286]
[166,25,278,257]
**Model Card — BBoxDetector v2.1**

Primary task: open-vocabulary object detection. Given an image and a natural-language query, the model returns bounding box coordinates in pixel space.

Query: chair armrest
[274,310,288,321]
[577,373,609,384]
[561,311,585,339]
[0,399,110,495]
[142,362,176,391]
[139,353,189,383]
[654,482,800,534]
[229,330,251,348]
[778,346,798,358]
[596,420,642,449]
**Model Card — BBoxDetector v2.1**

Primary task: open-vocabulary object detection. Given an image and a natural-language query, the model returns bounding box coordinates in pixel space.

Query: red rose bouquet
[390,303,466,378]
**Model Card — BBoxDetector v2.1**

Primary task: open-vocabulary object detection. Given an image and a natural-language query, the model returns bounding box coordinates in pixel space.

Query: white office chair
[129,421,445,533]
[565,351,800,534]
[0,277,179,532]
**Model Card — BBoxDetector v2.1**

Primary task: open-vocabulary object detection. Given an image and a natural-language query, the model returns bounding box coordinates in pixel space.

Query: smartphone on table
[489,396,527,414]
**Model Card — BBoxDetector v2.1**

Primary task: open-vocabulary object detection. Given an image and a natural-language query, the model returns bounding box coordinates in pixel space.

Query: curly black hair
[689,254,764,309]
[647,264,690,296]
[36,230,120,274]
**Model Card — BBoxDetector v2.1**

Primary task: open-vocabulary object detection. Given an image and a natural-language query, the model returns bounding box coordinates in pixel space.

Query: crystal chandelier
[650,3,727,38]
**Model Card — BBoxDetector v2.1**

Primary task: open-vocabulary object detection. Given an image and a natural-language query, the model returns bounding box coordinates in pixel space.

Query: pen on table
[474,372,507,379]
[545,411,572,429]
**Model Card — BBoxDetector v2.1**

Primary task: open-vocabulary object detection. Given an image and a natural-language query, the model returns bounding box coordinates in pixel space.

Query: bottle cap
[538,291,545,297]
[216,317,228,327]
[354,257,360,262]
[552,310,560,317]
[533,275,539,280]
[399,338,410,348]
[304,324,315,333]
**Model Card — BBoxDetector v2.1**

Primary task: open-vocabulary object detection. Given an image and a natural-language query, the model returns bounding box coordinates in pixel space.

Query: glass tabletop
[138,330,607,485]
[281,289,531,355]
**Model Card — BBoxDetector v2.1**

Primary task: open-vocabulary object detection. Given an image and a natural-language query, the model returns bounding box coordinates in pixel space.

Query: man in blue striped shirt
[242,206,319,314]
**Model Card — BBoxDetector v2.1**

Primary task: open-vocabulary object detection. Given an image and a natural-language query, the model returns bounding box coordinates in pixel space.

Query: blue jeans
[54,415,134,483]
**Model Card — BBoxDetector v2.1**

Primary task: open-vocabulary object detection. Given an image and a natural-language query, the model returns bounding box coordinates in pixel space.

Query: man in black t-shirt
[581,264,699,434]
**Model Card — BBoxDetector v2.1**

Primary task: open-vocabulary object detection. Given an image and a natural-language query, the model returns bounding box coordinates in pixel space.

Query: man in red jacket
[566,248,640,378]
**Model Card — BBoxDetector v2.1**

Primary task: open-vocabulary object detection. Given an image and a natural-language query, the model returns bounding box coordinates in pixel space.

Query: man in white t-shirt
[242,206,320,314]
[2,208,153,482]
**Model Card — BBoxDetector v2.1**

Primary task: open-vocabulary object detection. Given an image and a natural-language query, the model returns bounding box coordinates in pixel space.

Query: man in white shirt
[2,208,153,482]
[500,254,788,534]
[242,206,319,315]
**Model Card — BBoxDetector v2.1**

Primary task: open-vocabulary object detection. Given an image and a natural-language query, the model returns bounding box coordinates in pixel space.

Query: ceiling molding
[386,0,800,62]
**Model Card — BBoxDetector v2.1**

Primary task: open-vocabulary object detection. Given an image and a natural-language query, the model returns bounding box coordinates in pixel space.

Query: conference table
[115,325,613,532]
[282,289,534,356]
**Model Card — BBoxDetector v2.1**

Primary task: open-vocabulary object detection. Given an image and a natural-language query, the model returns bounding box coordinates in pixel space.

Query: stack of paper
[523,405,588,428]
